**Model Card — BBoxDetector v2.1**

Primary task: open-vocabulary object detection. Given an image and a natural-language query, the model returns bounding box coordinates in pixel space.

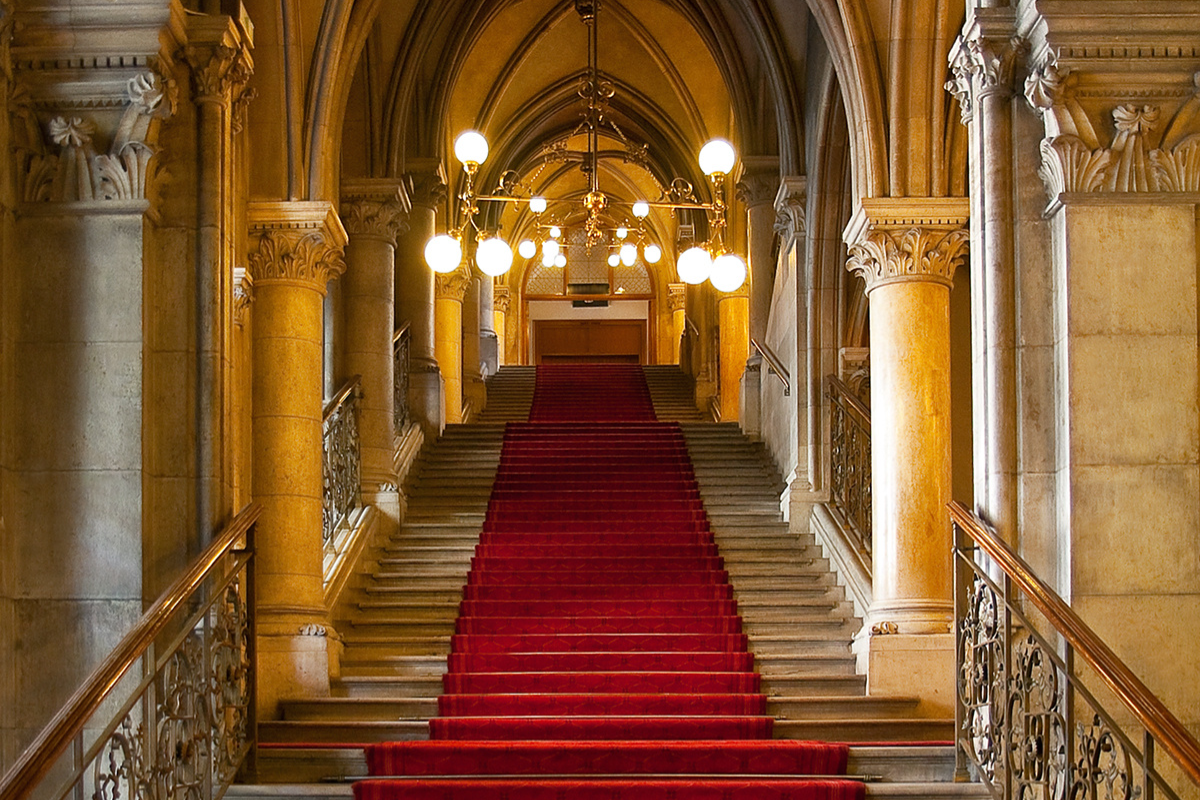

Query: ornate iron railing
[826,375,871,557]
[323,376,362,544]
[951,502,1200,800]
[0,504,262,800]
[393,322,411,434]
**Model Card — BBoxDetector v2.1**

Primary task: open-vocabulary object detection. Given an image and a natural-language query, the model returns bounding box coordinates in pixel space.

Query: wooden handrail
[393,320,411,346]
[949,501,1200,787]
[0,503,263,800]
[825,374,870,420]
[750,338,790,396]
[323,374,362,421]
[684,316,699,337]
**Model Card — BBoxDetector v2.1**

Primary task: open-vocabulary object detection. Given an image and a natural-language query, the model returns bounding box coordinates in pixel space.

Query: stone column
[774,178,811,520]
[493,285,511,367]
[248,201,347,717]
[667,283,686,364]
[462,274,485,416]
[845,198,969,715]
[340,179,410,531]
[717,287,749,423]
[397,165,447,436]
[947,11,1025,538]
[435,266,470,424]
[479,276,498,378]
[737,160,781,347]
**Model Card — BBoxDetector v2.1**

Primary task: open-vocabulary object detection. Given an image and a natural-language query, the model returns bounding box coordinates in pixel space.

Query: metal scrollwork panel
[323,393,362,542]
[209,581,251,787]
[1072,716,1139,800]
[1008,636,1068,800]
[393,335,411,433]
[959,575,1006,785]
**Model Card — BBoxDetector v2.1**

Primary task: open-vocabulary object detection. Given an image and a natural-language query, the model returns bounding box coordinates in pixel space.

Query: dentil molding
[248,201,348,291]
[843,198,970,294]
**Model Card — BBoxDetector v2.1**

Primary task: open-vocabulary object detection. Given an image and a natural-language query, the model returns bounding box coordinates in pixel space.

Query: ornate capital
[735,158,779,208]
[435,266,472,302]
[182,16,253,106]
[404,161,449,210]
[844,198,970,294]
[248,201,348,291]
[233,266,254,327]
[493,285,511,315]
[773,176,807,244]
[667,282,687,313]
[946,21,1028,124]
[341,178,412,244]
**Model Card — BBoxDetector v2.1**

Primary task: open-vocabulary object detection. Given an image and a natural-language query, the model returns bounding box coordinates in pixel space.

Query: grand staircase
[238,364,983,798]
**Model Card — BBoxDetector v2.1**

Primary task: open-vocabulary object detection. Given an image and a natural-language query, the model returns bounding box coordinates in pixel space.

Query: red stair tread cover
[362,366,862,800]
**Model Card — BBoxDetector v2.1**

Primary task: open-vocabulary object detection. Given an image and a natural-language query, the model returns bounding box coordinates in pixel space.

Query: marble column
[248,201,347,717]
[435,266,471,424]
[462,275,485,416]
[479,276,498,378]
[667,283,686,365]
[397,166,447,437]
[736,160,781,348]
[717,287,749,422]
[340,180,410,534]
[493,285,511,367]
[845,198,969,714]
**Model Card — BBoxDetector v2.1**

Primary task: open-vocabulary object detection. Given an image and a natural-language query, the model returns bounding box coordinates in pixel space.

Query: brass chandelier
[423,0,747,293]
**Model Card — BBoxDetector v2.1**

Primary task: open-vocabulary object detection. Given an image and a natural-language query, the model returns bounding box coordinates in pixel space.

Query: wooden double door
[532,320,647,364]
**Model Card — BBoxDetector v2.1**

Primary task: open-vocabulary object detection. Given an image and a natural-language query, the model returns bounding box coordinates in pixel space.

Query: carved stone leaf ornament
[847,227,970,291]
[248,229,347,288]
[436,266,472,302]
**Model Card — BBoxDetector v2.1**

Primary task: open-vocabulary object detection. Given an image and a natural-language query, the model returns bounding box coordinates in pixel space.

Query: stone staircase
[237,364,983,798]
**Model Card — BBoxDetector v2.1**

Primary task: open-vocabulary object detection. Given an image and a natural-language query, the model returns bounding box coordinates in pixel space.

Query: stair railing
[750,337,790,396]
[950,501,1200,799]
[323,375,362,544]
[825,375,871,557]
[393,322,411,434]
[0,503,262,800]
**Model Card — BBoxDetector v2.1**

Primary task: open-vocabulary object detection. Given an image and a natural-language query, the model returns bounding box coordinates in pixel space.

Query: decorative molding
[404,162,449,210]
[667,282,687,313]
[735,171,778,208]
[182,15,253,107]
[946,14,1028,124]
[773,176,807,244]
[435,266,472,302]
[248,201,348,291]
[843,198,970,293]
[492,285,511,315]
[233,266,253,327]
[230,87,257,135]
[340,178,412,244]
[298,623,327,637]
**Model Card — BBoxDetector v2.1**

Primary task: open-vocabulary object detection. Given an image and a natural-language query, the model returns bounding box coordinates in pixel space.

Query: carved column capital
[248,201,348,292]
[404,161,449,210]
[233,266,254,327]
[844,198,970,294]
[492,285,511,315]
[435,266,471,302]
[182,15,254,107]
[773,176,807,244]
[667,282,687,312]
[341,178,412,245]
[735,158,780,208]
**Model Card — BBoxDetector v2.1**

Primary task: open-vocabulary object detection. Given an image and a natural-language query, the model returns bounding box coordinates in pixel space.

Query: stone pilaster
[247,201,347,718]
[845,197,969,716]
[717,285,750,424]
[340,179,410,496]
[667,283,686,365]
[435,266,471,424]
[492,285,511,367]
[397,163,448,435]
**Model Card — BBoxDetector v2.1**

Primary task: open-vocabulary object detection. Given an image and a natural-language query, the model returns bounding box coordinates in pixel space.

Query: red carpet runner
[356,365,863,799]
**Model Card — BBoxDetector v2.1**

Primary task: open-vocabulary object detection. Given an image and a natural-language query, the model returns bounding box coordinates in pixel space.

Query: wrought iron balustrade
[951,502,1200,800]
[826,375,871,557]
[323,375,362,544]
[393,322,411,434]
[0,504,262,800]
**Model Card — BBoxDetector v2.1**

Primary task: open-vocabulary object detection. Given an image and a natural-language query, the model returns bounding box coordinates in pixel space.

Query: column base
[782,474,824,531]
[480,331,499,379]
[740,355,763,440]
[361,483,401,540]
[852,629,955,718]
[464,375,487,418]
[256,621,334,719]
[408,364,445,438]
[866,599,954,635]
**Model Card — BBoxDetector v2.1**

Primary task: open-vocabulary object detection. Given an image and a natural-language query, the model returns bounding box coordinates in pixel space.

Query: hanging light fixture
[424,0,746,291]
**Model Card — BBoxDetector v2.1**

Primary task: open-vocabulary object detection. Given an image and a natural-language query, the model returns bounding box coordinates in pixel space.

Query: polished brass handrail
[324,374,362,421]
[684,316,699,337]
[0,503,263,800]
[825,374,870,420]
[393,320,411,346]
[950,500,1200,791]
[750,337,790,396]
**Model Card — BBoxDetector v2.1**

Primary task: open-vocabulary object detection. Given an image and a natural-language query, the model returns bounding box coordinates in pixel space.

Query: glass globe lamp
[620,243,637,267]
[698,138,736,177]
[710,253,747,292]
[677,246,712,284]
[607,253,620,267]
[476,237,514,277]
[529,196,547,214]
[518,239,537,259]
[643,244,662,264]
[554,253,567,268]
[549,226,562,239]
[424,234,462,273]
[632,201,650,219]
[454,130,489,167]
[542,239,560,260]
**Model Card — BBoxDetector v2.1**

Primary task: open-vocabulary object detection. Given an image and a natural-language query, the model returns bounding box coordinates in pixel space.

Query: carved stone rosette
[492,285,512,315]
[843,199,970,294]
[340,179,412,245]
[248,201,348,292]
[435,266,472,303]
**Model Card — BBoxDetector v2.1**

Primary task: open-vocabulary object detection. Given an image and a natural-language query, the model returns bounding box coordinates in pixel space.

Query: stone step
[257,719,429,745]
[773,717,956,743]
[334,675,443,698]
[281,697,437,721]
[766,695,919,719]
[760,674,868,696]
[340,654,448,677]
[751,652,858,676]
